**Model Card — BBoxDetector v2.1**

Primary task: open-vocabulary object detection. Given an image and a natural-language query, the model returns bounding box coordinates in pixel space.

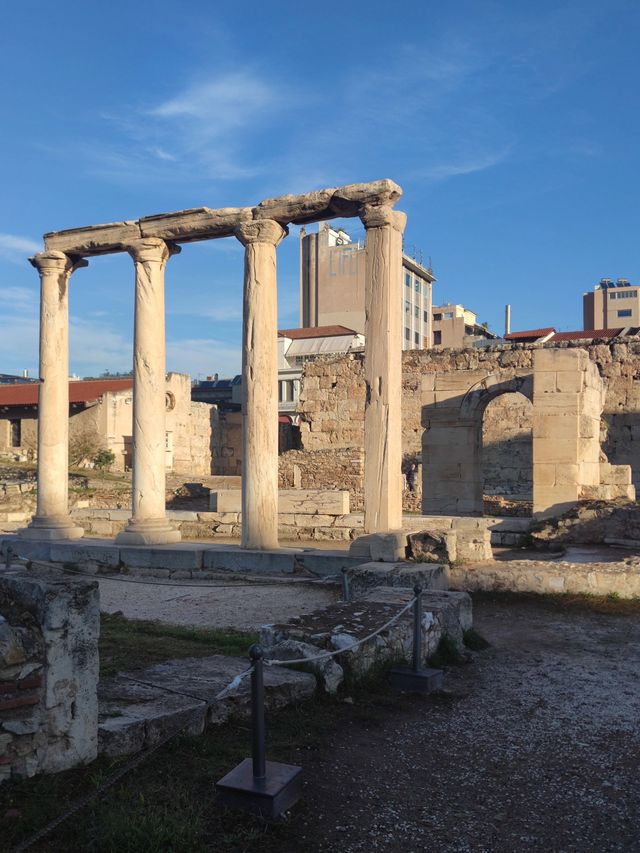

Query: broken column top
[42,179,403,257]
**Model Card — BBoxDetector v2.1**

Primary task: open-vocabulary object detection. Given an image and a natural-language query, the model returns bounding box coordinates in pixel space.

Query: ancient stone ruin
[21,180,406,549]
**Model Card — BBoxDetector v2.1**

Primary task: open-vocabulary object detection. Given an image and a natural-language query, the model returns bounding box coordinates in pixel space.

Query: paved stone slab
[98,676,206,757]
[298,550,368,577]
[119,546,205,570]
[49,542,121,568]
[122,655,316,724]
[202,547,298,574]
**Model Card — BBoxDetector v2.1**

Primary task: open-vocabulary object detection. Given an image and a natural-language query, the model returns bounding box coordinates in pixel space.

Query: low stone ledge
[98,656,316,756]
[346,562,450,598]
[451,559,640,598]
[260,587,472,679]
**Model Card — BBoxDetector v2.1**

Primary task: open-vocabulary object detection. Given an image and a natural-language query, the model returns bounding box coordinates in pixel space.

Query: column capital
[29,251,88,275]
[234,219,288,247]
[360,204,407,234]
[124,237,181,265]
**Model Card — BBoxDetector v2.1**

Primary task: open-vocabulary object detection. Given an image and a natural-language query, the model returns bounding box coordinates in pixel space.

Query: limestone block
[263,640,344,693]
[555,372,584,393]
[600,463,632,485]
[44,221,141,256]
[210,489,349,515]
[534,371,557,393]
[349,531,406,562]
[140,207,252,242]
[534,348,587,373]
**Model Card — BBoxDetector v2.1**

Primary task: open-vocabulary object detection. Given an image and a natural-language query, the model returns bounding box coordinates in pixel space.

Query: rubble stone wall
[292,342,640,507]
[0,568,99,783]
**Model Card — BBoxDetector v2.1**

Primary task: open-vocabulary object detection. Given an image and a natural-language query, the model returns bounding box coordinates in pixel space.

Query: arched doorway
[481,391,533,516]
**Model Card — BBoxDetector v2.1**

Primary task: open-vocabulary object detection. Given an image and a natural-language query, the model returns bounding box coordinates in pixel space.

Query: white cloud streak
[0,234,41,264]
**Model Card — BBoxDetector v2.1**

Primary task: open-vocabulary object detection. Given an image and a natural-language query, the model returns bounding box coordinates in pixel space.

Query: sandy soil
[97,575,339,631]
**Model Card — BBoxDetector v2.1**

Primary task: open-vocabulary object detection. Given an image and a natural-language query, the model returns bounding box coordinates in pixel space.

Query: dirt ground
[279,595,640,852]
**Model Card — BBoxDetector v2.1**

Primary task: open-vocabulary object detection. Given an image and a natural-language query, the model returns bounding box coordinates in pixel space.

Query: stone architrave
[235,219,287,549]
[21,251,87,541]
[360,204,407,533]
[116,238,181,545]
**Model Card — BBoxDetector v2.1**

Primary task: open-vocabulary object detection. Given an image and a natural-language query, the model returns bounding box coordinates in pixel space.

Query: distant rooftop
[278,325,360,340]
[0,378,133,407]
[505,327,556,341]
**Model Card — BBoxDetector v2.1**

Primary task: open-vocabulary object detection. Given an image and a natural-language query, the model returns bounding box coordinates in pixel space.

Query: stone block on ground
[347,561,450,598]
[349,531,407,562]
[202,548,298,574]
[406,530,451,563]
[263,639,343,693]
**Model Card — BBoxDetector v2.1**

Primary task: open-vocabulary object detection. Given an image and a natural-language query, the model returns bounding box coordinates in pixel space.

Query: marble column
[116,238,181,545]
[235,219,287,550]
[21,251,86,541]
[360,204,407,533]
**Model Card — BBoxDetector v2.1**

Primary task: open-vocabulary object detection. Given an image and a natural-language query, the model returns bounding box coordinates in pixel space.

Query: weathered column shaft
[361,205,407,533]
[235,220,287,550]
[21,252,86,541]
[116,238,181,546]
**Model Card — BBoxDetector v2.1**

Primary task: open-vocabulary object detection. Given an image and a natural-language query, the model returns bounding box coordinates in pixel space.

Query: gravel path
[285,596,640,852]
[97,575,339,631]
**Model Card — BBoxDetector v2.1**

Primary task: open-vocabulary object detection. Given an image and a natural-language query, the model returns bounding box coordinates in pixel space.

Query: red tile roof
[0,378,133,407]
[549,328,623,341]
[504,327,556,340]
[278,325,360,340]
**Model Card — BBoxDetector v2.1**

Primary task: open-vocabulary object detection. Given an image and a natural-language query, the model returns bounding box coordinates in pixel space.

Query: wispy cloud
[417,146,513,182]
[0,286,38,312]
[0,234,41,264]
[166,337,241,378]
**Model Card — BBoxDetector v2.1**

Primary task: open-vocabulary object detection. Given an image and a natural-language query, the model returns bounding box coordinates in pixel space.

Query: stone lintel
[39,180,403,256]
[44,221,142,256]
[140,207,253,242]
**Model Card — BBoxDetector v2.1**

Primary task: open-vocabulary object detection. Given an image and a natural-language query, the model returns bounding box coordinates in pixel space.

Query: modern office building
[583,278,640,330]
[300,222,435,350]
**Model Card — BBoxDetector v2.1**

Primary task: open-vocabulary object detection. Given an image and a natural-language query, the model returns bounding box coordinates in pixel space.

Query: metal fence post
[249,644,266,783]
[412,585,422,672]
[389,585,444,694]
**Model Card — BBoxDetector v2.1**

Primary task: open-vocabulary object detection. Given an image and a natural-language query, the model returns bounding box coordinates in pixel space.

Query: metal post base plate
[389,666,444,693]
[216,758,302,817]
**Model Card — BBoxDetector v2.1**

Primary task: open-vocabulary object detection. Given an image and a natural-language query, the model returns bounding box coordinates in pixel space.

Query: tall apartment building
[300,222,435,350]
[583,278,640,329]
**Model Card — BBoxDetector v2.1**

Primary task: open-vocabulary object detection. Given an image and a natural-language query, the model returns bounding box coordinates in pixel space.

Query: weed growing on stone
[463,628,490,650]
[428,633,466,668]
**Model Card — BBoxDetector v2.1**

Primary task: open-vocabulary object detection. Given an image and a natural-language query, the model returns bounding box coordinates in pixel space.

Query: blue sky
[1,0,638,378]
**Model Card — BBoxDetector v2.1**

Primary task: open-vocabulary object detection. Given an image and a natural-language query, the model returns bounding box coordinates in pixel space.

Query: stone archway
[421,349,635,518]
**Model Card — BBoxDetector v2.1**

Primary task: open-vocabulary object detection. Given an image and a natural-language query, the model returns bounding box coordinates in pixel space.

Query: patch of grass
[99,613,256,676]
[463,628,490,651]
[471,589,640,616]
[428,633,466,668]
[0,664,419,852]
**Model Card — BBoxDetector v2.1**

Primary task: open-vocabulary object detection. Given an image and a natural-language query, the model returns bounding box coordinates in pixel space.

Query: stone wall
[291,342,640,511]
[0,567,99,783]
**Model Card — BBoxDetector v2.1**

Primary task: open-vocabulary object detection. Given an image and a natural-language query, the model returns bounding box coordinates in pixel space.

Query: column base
[115,518,181,546]
[18,516,84,542]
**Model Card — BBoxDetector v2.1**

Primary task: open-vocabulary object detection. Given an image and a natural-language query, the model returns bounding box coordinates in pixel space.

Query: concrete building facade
[583,278,640,329]
[300,221,434,350]
[432,303,497,348]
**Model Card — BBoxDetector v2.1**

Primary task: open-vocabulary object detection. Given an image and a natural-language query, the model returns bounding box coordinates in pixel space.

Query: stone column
[21,251,86,541]
[360,205,407,533]
[116,238,181,545]
[235,219,287,550]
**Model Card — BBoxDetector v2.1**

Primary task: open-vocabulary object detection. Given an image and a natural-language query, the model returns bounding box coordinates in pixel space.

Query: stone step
[98,655,316,757]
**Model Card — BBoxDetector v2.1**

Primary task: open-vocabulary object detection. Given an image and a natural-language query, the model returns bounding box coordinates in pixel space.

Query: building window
[405,327,411,341]
[414,332,420,345]
[433,313,442,321]
[414,306,419,318]
[433,331,442,345]
[415,280,420,292]
[423,310,428,323]
[444,311,454,320]
[405,300,411,313]
[10,420,21,447]
[404,273,411,287]
[618,309,632,318]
